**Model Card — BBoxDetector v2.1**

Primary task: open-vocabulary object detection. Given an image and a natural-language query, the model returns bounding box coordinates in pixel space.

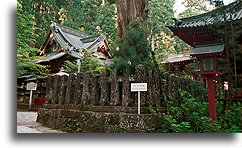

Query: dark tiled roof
[38,22,113,67]
[36,51,80,63]
[169,0,241,30]
[51,22,106,51]
[36,51,111,66]
[162,53,193,64]
[190,41,225,56]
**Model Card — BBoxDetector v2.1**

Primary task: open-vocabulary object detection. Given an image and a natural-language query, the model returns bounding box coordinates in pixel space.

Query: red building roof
[168,0,241,46]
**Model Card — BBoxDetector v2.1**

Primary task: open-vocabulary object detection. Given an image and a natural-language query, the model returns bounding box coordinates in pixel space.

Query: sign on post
[26,82,37,109]
[131,83,147,114]
[27,82,37,90]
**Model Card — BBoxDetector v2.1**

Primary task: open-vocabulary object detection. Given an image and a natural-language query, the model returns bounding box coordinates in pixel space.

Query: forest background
[17,0,232,77]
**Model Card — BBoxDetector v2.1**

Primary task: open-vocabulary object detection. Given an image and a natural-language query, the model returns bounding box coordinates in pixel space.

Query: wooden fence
[45,65,206,107]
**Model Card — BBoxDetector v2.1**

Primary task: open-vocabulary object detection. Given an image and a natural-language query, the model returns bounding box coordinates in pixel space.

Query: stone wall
[37,106,165,133]
[45,65,206,107]
[38,65,207,133]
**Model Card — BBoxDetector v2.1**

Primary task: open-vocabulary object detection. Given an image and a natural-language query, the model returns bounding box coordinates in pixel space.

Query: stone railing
[45,65,206,107]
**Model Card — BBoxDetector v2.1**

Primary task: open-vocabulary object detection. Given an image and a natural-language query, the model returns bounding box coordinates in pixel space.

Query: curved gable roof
[51,22,106,51]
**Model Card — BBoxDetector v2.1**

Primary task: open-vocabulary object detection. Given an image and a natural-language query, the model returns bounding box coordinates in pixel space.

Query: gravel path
[17,111,65,133]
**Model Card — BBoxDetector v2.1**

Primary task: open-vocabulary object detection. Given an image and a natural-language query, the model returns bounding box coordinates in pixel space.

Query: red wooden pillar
[207,77,216,121]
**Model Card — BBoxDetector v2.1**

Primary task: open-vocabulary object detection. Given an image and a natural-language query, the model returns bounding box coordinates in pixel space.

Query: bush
[216,102,241,133]
[110,21,155,69]
[162,89,241,133]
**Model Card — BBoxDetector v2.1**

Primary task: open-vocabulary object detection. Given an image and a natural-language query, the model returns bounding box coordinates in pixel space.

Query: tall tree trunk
[116,0,148,38]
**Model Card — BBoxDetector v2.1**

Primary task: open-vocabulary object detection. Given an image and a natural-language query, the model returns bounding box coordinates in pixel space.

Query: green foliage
[63,117,84,133]
[148,0,192,66]
[163,115,192,133]
[17,1,49,77]
[20,0,63,48]
[162,89,241,133]
[162,90,213,133]
[178,0,213,18]
[61,0,118,49]
[147,104,163,114]
[148,0,176,53]
[63,50,106,73]
[148,106,158,114]
[62,60,77,73]
[216,101,241,133]
[110,21,155,69]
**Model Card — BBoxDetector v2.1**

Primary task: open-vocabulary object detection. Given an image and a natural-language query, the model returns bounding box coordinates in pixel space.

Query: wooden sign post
[26,82,37,109]
[131,83,147,114]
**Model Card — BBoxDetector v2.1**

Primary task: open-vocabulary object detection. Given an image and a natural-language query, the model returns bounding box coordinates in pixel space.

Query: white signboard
[131,83,147,92]
[131,83,147,115]
[26,82,37,90]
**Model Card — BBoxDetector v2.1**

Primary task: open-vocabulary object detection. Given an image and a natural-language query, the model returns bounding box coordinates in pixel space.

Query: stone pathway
[17,111,64,133]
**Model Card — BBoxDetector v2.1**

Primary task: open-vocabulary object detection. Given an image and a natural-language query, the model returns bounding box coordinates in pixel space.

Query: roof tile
[190,41,225,56]
[169,0,241,30]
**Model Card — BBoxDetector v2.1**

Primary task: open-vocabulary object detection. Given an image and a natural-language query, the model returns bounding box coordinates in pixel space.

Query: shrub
[110,21,155,69]
[162,90,224,133]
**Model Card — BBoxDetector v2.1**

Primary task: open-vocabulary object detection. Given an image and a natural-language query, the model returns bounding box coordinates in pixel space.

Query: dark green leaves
[111,21,155,69]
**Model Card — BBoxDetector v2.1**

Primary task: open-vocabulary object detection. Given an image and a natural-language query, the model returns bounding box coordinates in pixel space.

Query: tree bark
[116,0,148,38]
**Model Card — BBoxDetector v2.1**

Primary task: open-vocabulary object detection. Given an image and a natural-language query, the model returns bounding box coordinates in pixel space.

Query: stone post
[81,72,92,105]
[135,65,147,106]
[122,68,130,106]
[152,69,161,106]
[90,72,98,105]
[52,76,60,104]
[74,72,84,105]
[99,69,109,106]
[110,69,119,106]
[65,73,75,104]
[59,75,68,105]
[46,76,54,104]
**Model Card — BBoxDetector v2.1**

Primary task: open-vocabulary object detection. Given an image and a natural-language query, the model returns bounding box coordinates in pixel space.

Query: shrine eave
[35,51,80,64]
[161,53,195,66]
[190,41,225,56]
[168,0,241,30]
